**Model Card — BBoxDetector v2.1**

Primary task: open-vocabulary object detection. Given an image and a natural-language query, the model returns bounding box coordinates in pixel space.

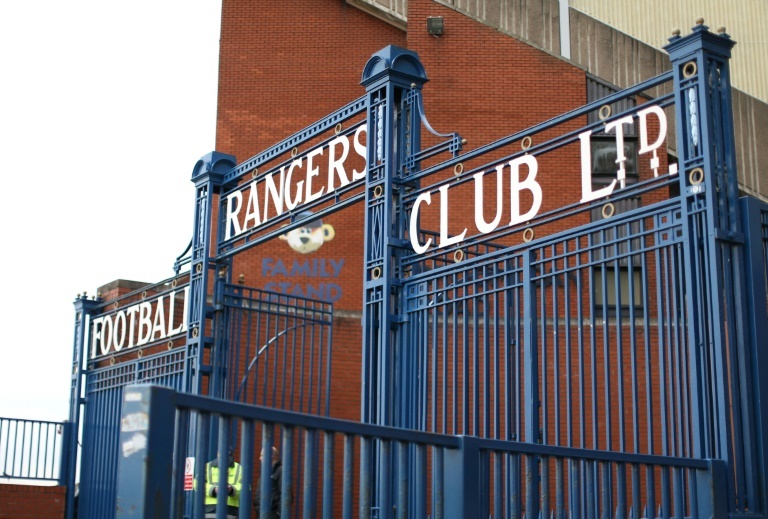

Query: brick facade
[0,484,66,519]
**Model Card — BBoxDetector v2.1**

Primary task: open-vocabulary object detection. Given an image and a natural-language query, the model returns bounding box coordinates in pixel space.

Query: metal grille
[78,350,185,519]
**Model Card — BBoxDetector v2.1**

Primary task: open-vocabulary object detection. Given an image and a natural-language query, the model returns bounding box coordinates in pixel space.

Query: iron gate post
[666,21,752,513]
[741,196,768,513]
[65,294,100,519]
[360,45,428,517]
[188,151,236,396]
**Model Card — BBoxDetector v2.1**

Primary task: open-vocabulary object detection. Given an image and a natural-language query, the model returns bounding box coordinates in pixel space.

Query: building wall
[0,484,66,519]
[570,0,768,104]
[350,0,768,200]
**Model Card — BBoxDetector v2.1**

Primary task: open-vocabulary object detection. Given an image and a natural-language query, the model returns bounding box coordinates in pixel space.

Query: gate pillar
[666,22,756,511]
[187,151,236,396]
[360,46,427,428]
[359,46,427,519]
[65,294,100,519]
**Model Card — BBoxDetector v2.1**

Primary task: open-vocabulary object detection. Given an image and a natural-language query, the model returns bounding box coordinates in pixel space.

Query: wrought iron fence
[0,417,68,483]
[115,384,725,519]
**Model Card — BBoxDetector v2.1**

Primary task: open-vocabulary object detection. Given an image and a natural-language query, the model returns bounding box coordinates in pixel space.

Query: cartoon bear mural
[280,211,335,254]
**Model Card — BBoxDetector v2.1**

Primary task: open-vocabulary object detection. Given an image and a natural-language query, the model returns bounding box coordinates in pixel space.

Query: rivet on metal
[523,228,535,242]
[291,147,298,157]
[372,267,382,280]
[454,163,464,176]
[602,203,615,219]
[373,185,384,198]
[598,105,612,120]
[683,61,697,78]
[689,167,704,185]
[453,249,464,263]
[521,136,533,150]
[334,123,343,135]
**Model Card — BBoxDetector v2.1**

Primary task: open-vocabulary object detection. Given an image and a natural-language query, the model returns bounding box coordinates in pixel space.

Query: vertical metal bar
[428,445,439,519]
[216,417,230,519]
[280,426,293,519]
[302,428,317,519]
[323,431,335,519]
[238,419,254,518]
[260,423,275,519]
[194,412,209,519]
[360,438,372,519]
[396,442,407,519]
[343,434,354,519]
[523,249,539,516]
[379,440,392,519]
[170,409,189,519]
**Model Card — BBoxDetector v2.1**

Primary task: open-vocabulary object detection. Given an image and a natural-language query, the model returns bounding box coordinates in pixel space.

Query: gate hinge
[390,314,408,326]
[713,228,744,244]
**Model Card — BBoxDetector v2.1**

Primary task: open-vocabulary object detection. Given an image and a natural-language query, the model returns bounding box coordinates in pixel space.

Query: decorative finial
[238,274,245,285]
[717,25,726,34]
[76,293,81,298]
[671,28,681,37]
[461,138,468,145]
[695,17,704,25]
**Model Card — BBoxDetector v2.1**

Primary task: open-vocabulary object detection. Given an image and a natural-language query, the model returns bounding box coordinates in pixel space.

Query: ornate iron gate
[102,22,768,519]
[69,275,332,519]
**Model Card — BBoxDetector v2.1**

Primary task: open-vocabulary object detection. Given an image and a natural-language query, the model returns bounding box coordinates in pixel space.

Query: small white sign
[184,457,195,491]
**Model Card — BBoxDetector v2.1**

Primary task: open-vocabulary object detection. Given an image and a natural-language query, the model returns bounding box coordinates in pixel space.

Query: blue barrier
[116,384,725,519]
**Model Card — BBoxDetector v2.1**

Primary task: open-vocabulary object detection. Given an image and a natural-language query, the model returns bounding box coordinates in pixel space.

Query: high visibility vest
[204,461,243,508]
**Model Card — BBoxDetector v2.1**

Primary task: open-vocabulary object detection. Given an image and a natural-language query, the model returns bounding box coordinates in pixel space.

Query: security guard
[204,446,243,519]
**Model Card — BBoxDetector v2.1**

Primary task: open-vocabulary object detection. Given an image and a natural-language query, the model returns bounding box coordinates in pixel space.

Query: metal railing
[116,384,725,518]
[0,417,69,483]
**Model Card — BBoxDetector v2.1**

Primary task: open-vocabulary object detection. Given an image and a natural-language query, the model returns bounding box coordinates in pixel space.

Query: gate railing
[115,384,725,519]
[0,417,69,484]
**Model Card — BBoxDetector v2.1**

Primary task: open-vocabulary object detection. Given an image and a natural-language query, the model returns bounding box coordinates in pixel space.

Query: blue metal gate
[68,273,333,519]
[106,22,768,519]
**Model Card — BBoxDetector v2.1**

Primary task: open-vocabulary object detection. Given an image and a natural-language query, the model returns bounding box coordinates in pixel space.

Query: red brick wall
[0,484,66,519]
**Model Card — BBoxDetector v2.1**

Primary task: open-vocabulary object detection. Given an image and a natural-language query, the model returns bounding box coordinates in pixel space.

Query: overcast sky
[0,1,222,421]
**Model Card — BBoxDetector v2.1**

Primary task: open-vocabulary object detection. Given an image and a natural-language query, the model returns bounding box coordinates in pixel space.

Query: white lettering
[474,166,504,234]
[579,130,617,203]
[604,116,634,188]
[327,136,350,192]
[243,180,262,230]
[509,155,543,226]
[285,159,304,210]
[224,191,243,241]
[263,168,285,220]
[410,192,432,254]
[151,295,167,341]
[439,185,467,248]
[353,126,367,180]
[113,311,126,352]
[305,147,325,203]
[137,302,153,347]
[637,105,667,177]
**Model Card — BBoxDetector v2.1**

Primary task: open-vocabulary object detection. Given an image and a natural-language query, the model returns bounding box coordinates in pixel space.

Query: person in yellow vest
[204,446,243,519]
